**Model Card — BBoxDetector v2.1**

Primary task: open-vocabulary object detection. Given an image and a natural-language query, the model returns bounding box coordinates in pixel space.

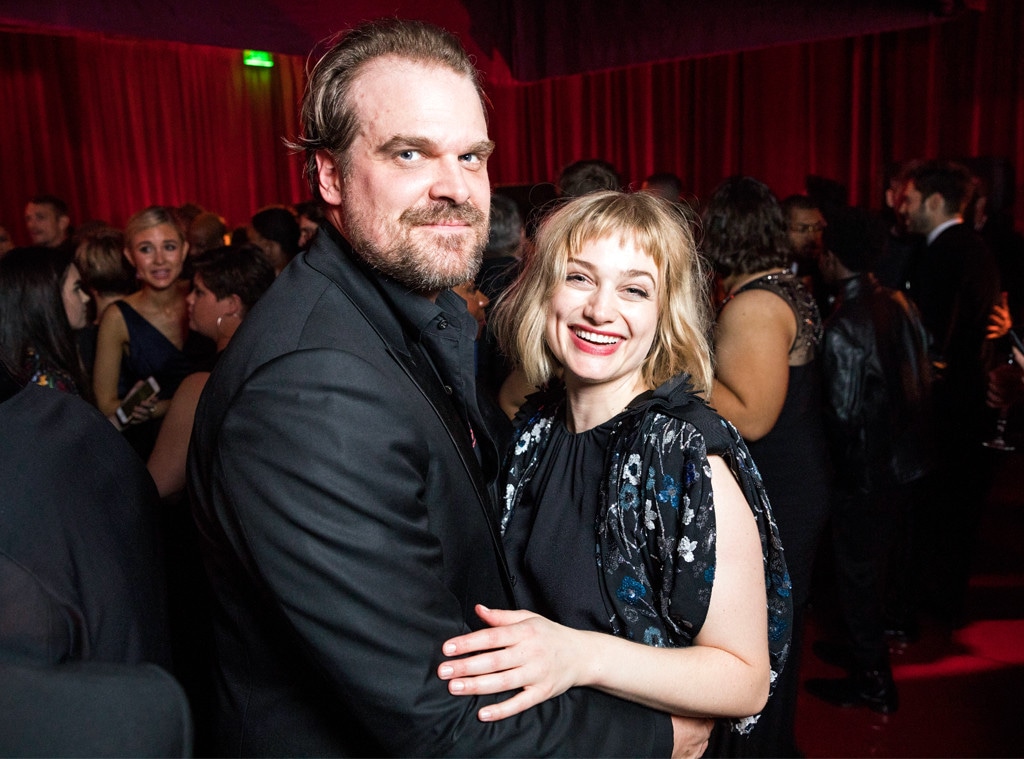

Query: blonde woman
[93,207,213,451]
[438,191,792,745]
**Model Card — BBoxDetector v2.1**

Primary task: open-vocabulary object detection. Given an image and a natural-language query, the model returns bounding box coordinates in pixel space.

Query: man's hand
[671,715,713,759]
[986,293,1011,340]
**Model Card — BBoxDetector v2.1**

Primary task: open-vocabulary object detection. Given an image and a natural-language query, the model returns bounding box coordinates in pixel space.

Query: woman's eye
[624,286,650,299]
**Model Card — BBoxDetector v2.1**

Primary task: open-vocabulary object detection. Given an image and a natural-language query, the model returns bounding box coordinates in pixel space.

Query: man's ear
[924,192,945,216]
[316,150,344,206]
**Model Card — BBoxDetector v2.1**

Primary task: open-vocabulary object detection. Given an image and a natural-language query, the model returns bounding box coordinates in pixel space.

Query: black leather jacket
[821,273,934,493]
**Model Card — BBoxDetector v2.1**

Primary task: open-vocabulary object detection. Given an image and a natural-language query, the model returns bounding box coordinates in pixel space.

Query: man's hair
[252,206,301,263]
[642,172,684,201]
[190,244,276,312]
[823,206,877,274]
[188,212,230,255]
[293,18,485,202]
[293,200,325,224]
[484,193,523,258]
[907,159,973,216]
[780,194,819,219]
[492,190,713,395]
[556,159,622,199]
[75,226,136,296]
[28,194,69,218]
[702,175,790,277]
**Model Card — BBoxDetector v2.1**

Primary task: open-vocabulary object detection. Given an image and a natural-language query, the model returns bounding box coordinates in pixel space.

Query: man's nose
[429,156,471,205]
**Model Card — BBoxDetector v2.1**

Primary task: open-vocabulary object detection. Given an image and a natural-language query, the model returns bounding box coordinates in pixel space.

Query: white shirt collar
[927,217,962,246]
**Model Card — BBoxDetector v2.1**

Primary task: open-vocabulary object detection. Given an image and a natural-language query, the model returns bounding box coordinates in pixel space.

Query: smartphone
[115,376,160,425]
[1008,328,1024,355]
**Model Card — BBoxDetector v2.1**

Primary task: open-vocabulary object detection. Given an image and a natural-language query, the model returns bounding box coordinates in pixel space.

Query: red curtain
[0,30,307,235]
[1,0,1022,243]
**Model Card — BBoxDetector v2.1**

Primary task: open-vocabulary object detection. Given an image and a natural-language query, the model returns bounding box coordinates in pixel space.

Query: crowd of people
[2,16,1022,759]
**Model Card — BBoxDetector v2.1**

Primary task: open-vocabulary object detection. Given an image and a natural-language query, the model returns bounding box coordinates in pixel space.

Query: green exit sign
[243,50,274,68]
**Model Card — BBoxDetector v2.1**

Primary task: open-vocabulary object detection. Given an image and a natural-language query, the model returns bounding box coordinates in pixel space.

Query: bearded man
[188,18,705,758]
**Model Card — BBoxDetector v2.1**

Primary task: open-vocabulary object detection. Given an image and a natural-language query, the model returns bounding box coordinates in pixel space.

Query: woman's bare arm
[710,289,795,441]
[437,456,770,721]
[92,303,129,416]
[147,372,209,498]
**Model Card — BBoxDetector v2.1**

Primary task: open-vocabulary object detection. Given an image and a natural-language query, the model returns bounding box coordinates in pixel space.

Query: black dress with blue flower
[502,374,792,733]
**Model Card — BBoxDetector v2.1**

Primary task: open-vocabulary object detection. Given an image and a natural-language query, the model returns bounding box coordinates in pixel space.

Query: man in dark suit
[188,19,700,757]
[899,159,1001,627]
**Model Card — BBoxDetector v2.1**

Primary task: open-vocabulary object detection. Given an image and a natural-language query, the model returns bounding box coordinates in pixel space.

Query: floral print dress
[502,374,792,733]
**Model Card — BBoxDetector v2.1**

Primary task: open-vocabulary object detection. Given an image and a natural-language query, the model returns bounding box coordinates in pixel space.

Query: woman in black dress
[437,191,792,746]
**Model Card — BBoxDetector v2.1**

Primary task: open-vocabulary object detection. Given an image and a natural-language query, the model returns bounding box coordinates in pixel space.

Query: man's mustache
[401,203,486,227]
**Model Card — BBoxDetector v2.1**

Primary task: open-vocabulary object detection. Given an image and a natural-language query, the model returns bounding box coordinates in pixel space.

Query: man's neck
[927,216,962,246]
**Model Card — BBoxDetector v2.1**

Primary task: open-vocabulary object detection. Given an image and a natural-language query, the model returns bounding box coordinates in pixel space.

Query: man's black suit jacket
[187,227,671,756]
[908,221,1000,420]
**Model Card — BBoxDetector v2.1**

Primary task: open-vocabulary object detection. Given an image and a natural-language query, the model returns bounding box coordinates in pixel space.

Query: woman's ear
[225,292,243,317]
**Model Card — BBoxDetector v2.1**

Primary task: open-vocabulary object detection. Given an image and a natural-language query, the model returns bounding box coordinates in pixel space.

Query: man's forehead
[791,207,824,221]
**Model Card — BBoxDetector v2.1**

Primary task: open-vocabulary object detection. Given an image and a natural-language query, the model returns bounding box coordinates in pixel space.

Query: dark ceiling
[0,0,973,82]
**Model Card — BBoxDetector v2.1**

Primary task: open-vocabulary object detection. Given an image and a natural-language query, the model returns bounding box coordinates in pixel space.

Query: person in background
[187,211,230,257]
[557,158,622,199]
[187,18,705,757]
[781,194,830,317]
[641,171,684,203]
[294,200,325,250]
[0,357,187,757]
[0,224,13,257]
[702,175,831,758]
[899,159,1001,628]
[93,206,214,457]
[439,190,791,752]
[74,226,137,377]
[249,205,300,273]
[0,246,91,396]
[147,245,274,500]
[146,244,274,753]
[24,194,72,250]
[804,206,933,715]
[451,279,489,340]
[476,193,526,397]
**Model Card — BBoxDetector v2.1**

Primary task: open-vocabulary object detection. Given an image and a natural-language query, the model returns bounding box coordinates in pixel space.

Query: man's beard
[344,200,488,294]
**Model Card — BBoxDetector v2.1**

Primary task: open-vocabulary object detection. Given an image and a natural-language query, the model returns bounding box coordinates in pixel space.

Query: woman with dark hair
[147,244,275,499]
[702,175,831,757]
[0,246,91,396]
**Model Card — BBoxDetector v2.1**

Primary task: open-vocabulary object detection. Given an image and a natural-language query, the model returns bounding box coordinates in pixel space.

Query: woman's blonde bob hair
[491,190,713,395]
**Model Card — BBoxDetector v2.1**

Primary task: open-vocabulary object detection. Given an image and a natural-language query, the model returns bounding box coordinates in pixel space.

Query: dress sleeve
[600,415,716,648]
[649,418,717,645]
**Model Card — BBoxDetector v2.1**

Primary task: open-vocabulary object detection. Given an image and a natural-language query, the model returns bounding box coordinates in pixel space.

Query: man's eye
[459,153,481,164]
[398,150,422,161]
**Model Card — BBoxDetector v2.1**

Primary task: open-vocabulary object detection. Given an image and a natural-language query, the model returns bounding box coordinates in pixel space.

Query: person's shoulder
[639,379,735,452]
[1,383,148,486]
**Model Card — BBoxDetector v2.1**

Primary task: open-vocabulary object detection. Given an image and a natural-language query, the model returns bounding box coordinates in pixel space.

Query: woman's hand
[438,604,590,721]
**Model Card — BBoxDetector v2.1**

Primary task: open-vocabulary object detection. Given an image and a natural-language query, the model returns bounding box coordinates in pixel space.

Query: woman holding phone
[93,206,214,453]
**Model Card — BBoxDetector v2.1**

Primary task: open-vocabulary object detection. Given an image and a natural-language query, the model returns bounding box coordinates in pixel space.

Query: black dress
[717,271,831,757]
